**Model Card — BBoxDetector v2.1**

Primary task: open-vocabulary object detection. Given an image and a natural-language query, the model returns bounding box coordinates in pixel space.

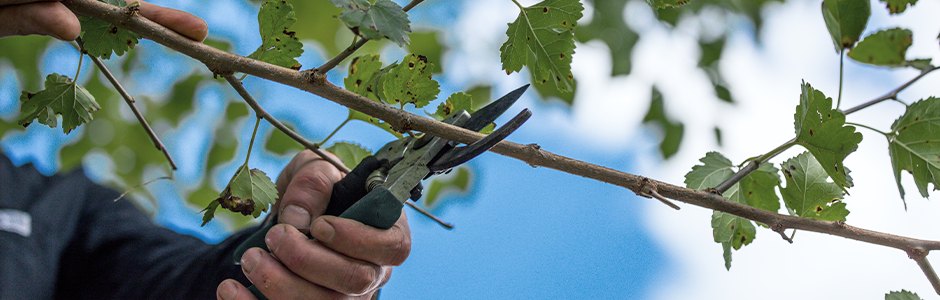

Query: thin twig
[113,176,173,202]
[714,138,795,193]
[771,224,794,244]
[223,74,455,229]
[76,37,178,170]
[315,0,426,74]
[843,66,939,115]
[910,248,940,295]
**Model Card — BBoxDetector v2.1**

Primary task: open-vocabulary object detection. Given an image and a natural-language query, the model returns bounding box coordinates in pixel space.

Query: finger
[136,1,207,42]
[311,209,411,266]
[0,0,54,5]
[0,1,79,40]
[265,224,393,296]
[216,279,257,300]
[240,247,348,300]
[275,150,343,231]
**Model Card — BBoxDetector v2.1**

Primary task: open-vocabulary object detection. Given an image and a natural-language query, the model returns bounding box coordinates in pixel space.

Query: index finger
[136,1,207,42]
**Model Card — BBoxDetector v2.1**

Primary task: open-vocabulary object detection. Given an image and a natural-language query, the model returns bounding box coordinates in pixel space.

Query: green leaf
[423,167,472,208]
[264,123,304,155]
[710,206,756,270]
[879,0,918,14]
[326,141,373,170]
[907,59,933,71]
[848,28,914,68]
[18,73,100,134]
[684,151,734,190]
[647,0,694,9]
[203,164,279,224]
[200,200,221,227]
[406,30,446,74]
[780,152,849,221]
[888,97,940,203]
[247,0,304,70]
[78,0,141,59]
[886,290,923,300]
[794,81,862,190]
[430,92,474,121]
[329,0,412,47]
[348,109,403,138]
[740,163,782,213]
[575,0,638,76]
[821,0,871,52]
[531,72,576,105]
[377,54,439,108]
[643,87,684,159]
[344,54,385,101]
[500,0,583,92]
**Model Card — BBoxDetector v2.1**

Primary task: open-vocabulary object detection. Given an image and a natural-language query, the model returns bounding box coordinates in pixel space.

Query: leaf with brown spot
[78,0,141,59]
[848,28,923,68]
[247,0,304,69]
[500,0,583,93]
[794,81,862,190]
[780,152,849,222]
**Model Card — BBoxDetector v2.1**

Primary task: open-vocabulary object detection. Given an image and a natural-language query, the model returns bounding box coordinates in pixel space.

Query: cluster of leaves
[671,0,939,288]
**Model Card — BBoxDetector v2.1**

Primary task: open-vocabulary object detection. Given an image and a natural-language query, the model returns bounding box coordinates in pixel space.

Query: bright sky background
[2,0,940,299]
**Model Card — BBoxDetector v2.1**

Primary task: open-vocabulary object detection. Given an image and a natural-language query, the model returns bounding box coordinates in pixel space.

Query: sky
[2,0,940,299]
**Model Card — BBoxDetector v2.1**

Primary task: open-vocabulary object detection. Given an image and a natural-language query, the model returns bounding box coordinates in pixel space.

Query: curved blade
[463,84,529,132]
[429,109,531,172]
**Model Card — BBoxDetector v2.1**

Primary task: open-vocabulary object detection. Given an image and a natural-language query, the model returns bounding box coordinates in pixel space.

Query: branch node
[637,178,680,210]
[909,247,929,259]
[704,188,721,195]
[523,143,544,168]
[123,2,139,15]
[834,220,846,229]
[771,223,794,244]
[305,70,325,84]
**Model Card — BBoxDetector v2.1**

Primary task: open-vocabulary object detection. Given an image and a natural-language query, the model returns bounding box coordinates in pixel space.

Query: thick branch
[63,0,940,291]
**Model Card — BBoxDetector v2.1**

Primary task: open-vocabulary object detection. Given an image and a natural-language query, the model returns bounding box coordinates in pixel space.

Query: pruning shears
[233,85,531,299]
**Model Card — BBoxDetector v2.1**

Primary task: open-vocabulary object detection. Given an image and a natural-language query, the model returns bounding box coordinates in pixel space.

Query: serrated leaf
[879,0,918,14]
[348,109,403,138]
[18,73,100,134]
[531,71,576,105]
[647,0,694,9]
[643,87,684,159]
[345,54,385,101]
[204,164,279,224]
[247,0,304,70]
[888,97,940,203]
[848,28,914,68]
[78,0,141,59]
[326,141,373,170]
[329,0,412,46]
[821,0,871,52]
[794,81,862,190]
[740,163,781,213]
[684,151,734,190]
[886,290,923,300]
[423,167,471,208]
[377,54,439,108]
[406,30,446,74]
[780,152,849,221]
[200,199,221,227]
[500,0,583,92]
[429,92,473,121]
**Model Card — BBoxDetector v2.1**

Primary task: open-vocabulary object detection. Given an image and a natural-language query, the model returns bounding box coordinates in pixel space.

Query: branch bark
[62,0,940,292]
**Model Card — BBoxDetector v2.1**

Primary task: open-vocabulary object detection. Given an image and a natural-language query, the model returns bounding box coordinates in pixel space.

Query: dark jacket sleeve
[50,172,256,299]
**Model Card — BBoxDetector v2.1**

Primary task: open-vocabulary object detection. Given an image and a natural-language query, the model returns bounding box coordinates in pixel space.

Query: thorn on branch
[637,178,680,210]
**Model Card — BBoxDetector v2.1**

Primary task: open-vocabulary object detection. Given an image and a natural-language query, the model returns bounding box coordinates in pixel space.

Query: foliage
[780,152,849,221]
[78,0,141,59]
[326,141,373,170]
[329,0,411,46]
[247,0,304,70]
[202,164,278,225]
[18,73,99,134]
[643,87,684,159]
[793,82,861,190]
[500,0,583,92]
[821,0,870,53]
[888,97,940,202]
[886,290,923,300]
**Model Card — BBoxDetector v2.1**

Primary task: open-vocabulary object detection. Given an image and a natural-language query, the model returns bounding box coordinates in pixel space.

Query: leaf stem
[74,50,84,81]
[714,138,796,193]
[245,116,261,166]
[845,121,888,136]
[836,50,844,109]
[510,0,524,10]
[318,117,351,147]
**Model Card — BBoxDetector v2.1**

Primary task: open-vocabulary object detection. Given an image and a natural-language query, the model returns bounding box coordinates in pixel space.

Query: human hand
[217,150,412,300]
[0,0,207,41]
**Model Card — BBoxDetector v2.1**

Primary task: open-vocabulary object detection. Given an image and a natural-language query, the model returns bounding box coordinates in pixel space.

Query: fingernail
[311,218,335,242]
[241,248,261,274]
[265,225,285,253]
[218,280,238,300]
[280,205,311,230]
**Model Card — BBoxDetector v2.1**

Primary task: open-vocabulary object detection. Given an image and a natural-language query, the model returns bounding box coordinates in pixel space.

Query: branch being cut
[62,0,940,292]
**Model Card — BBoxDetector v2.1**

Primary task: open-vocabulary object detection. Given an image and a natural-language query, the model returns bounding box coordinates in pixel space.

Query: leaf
[326,141,373,170]
[500,0,583,92]
[575,0,638,76]
[345,54,385,101]
[643,87,684,159]
[205,164,279,224]
[264,123,304,155]
[848,28,914,68]
[684,151,734,190]
[879,0,918,14]
[78,0,141,59]
[794,81,862,190]
[647,0,694,9]
[328,0,412,46]
[907,59,933,71]
[821,0,871,52]
[247,0,304,70]
[710,206,756,270]
[740,163,782,213]
[18,73,100,134]
[885,290,923,300]
[780,152,849,221]
[429,92,474,121]
[377,54,439,108]
[406,30,446,74]
[888,97,940,203]
[531,72,576,105]
[348,109,403,138]
[200,200,221,227]
[423,167,472,208]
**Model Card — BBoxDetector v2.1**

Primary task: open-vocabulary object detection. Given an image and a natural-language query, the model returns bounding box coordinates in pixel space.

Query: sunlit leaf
[500,0,583,92]
[684,151,733,190]
[879,0,917,14]
[647,0,694,9]
[848,28,915,68]
[531,72,576,105]
[888,97,940,203]
[377,54,439,108]
[780,152,849,221]
[348,109,402,138]
[247,0,304,70]
[202,164,279,224]
[429,92,473,120]
[78,0,141,59]
[886,290,923,300]
[407,30,446,74]
[329,0,412,46]
[643,87,684,159]
[821,0,871,52]
[18,73,100,134]
[326,141,373,170]
[794,81,862,190]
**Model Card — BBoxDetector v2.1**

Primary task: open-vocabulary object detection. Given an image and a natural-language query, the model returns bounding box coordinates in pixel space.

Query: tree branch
[76,37,177,170]
[62,0,940,292]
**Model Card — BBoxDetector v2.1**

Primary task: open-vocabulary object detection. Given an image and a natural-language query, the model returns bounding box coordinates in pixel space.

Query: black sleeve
[52,173,255,299]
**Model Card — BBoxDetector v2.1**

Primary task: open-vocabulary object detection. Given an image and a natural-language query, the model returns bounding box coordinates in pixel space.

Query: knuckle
[385,228,411,266]
[338,264,379,295]
[295,170,334,195]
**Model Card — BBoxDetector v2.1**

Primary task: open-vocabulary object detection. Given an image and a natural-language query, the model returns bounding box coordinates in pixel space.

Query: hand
[216,150,412,300]
[0,0,207,41]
